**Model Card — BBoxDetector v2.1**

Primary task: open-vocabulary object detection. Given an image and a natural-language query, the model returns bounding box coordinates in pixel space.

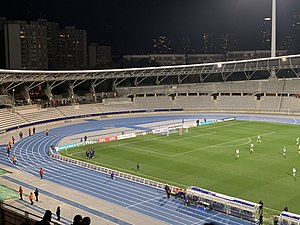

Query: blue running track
[1,114,296,225]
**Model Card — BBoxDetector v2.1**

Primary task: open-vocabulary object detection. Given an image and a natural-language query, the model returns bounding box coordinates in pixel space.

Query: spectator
[72,214,82,225]
[34,210,52,225]
[56,206,61,221]
[80,217,91,225]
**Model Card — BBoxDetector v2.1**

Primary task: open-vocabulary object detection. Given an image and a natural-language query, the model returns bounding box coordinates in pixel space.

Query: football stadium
[2,0,300,223]
[1,54,300,225]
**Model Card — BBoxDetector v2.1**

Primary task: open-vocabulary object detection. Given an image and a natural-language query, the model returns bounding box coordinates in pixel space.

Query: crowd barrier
[0,202,60,225]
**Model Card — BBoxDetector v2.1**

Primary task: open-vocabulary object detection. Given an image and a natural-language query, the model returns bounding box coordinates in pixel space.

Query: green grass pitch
[60,120,300,214]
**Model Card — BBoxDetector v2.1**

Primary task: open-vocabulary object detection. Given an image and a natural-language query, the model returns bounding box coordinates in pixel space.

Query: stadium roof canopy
[1,55,300,91]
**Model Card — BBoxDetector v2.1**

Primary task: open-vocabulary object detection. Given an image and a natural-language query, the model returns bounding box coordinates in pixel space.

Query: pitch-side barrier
[51,154,172,191]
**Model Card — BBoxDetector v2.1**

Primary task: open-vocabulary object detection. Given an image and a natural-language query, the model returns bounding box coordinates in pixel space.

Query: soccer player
[283,146,286,158]
[136,162,140,172]
[250,143,254,153]
[179,127,183,136]
[297,137,299,146]
[257,136,261,143]
[293,166,296,177]
[235,148,240,159]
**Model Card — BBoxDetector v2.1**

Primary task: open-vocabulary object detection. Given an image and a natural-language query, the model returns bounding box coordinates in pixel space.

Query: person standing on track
[12,136,15,144]
[12,155,17,164]
[33,127,36,134]
[19,186,23,200]
[110,171,115,180]
[39,168,44,179]
[6,144,10,157]
[164,184,171,199]
[34,188,39,202]
[19,131,23,139]
[45,129,49,136]
[29,192,34,205]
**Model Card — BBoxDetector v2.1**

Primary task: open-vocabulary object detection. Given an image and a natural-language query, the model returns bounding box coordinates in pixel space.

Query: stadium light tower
[271,0,276,58]
[270,0,277,78]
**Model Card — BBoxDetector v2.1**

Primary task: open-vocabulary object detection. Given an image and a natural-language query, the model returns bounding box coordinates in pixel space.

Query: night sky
[1,0,300,54]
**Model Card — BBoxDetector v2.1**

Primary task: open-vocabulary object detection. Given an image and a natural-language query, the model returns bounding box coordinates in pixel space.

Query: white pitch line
[156,132,217,143]
[171,131,276,157]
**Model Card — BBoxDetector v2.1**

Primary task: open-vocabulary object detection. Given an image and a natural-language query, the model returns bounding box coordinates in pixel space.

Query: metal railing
[0,202,60,225]
[51,154,176,192]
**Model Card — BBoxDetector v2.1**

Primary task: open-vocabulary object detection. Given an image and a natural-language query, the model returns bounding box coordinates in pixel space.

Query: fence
[0,202,60,225]
[51,154,175,192]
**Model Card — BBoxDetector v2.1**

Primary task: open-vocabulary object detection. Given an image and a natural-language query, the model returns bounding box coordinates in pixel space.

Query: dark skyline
[1,0,300,54]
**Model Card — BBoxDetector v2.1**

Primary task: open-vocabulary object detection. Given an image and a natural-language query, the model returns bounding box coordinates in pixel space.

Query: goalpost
[158,124,184,136]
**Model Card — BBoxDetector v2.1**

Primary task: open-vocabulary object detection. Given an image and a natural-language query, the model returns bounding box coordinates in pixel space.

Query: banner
[97,136,118,143]
[117,133,136,140]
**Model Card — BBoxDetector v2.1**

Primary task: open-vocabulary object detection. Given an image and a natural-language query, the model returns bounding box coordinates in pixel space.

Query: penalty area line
[171,131,276,157]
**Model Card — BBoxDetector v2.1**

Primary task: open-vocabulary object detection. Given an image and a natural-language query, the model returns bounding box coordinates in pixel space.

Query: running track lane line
[2,176,133,225]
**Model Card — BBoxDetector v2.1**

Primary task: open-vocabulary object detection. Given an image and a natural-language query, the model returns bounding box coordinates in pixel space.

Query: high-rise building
[152,36,171,54]
[37,19,59,70]
[261,17,271,50]
[202,33,216,53]
[57,26,87,69]
[88,43,111,67]
[221,33,238,52]
[4,20,48,69]
[181,37,191,54]
[0,17,6,69]
[291,13,300,53]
